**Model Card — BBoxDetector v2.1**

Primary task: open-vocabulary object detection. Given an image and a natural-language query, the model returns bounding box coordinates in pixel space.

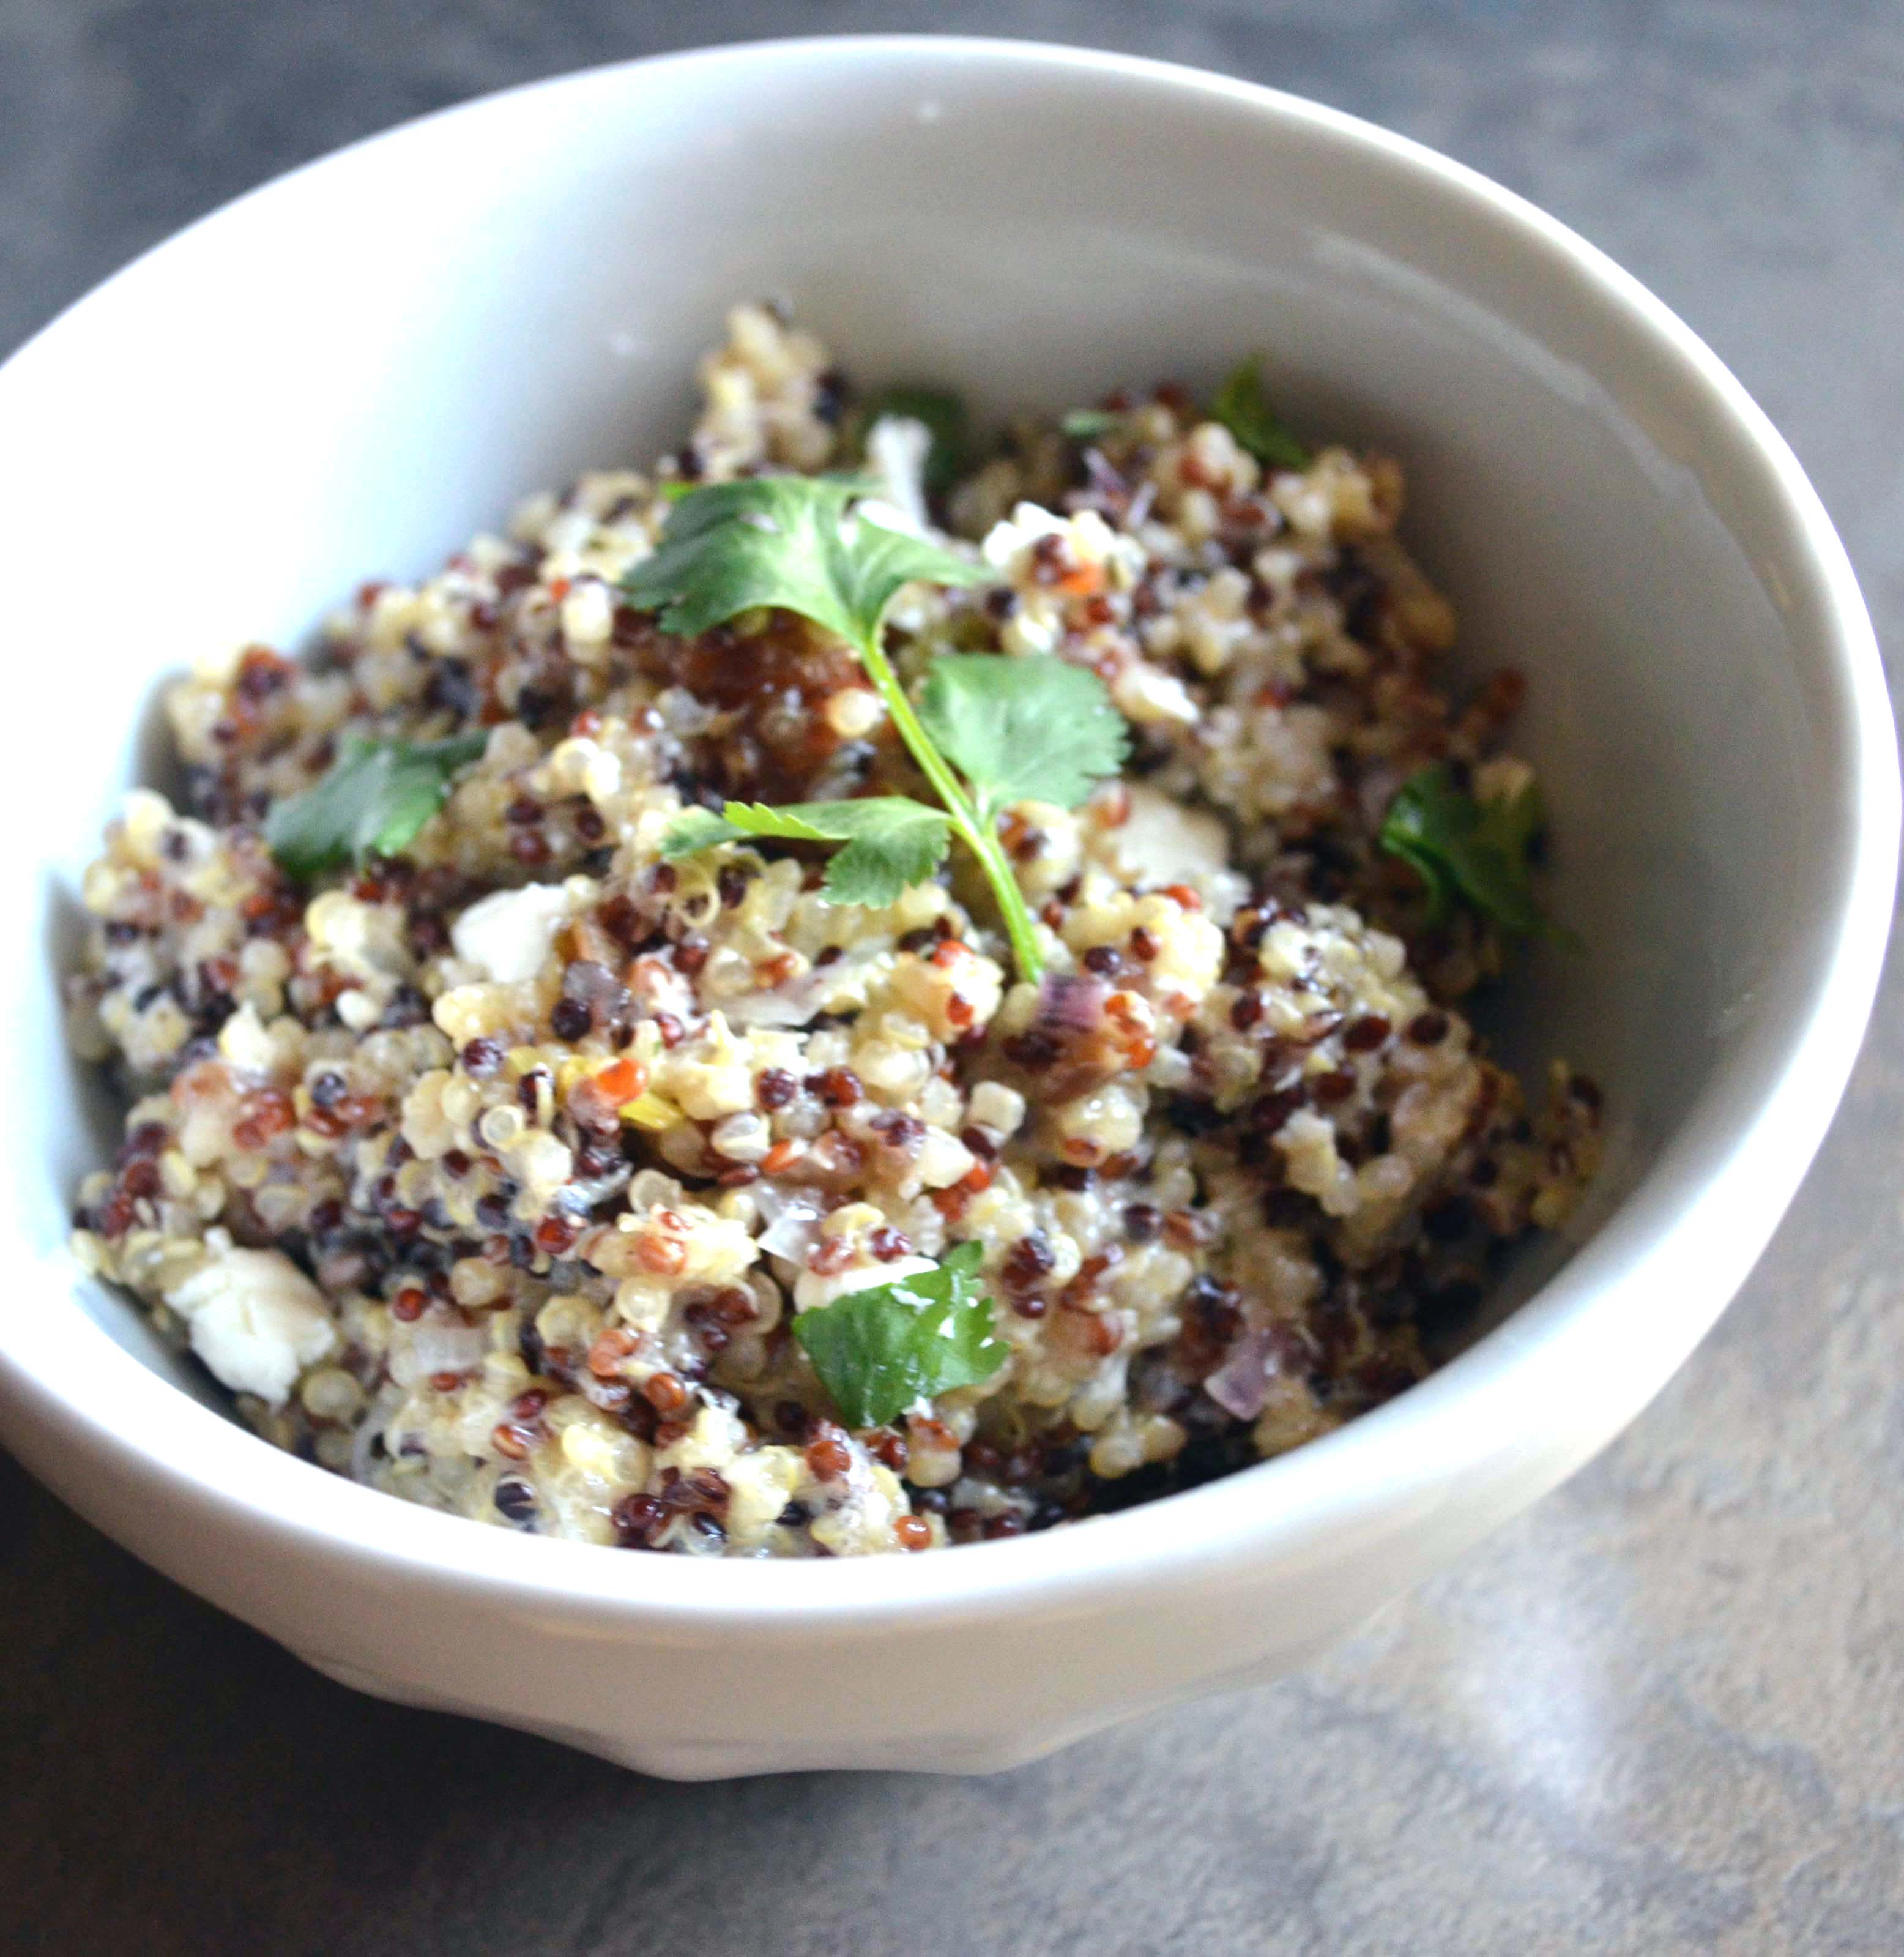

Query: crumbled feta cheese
[450,883,573,983]
[865,414,934,534]
[1112,662,1201,726]
[560,578,615,648]
[1108,785,1230,885]
[163,1247,337,1407]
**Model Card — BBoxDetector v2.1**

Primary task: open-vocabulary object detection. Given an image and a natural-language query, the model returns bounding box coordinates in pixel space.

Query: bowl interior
[0,43,1856,1449]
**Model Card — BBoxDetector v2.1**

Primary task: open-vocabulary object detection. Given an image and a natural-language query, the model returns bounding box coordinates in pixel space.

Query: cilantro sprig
[1211,357,1311,472]
[628,475,1127,981]
[1379,764,1566,941]
[266,731,487,880]
[793,1241,1006,1429]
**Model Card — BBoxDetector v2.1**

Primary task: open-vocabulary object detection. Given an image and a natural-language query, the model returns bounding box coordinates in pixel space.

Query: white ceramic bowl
[0,37,1892,1780]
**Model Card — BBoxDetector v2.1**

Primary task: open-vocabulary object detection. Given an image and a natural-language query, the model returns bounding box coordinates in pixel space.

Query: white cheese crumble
[1108,784,1230,885]
[450,882,573,983]
[164,1246,337,1407]
[864,414,934,534]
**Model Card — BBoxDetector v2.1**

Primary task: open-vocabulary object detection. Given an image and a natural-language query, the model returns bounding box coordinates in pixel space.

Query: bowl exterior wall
[0,1341,1626,1776]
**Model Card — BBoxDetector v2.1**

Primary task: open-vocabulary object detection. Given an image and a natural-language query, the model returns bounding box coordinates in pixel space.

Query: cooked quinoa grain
[67,304,1599,1557]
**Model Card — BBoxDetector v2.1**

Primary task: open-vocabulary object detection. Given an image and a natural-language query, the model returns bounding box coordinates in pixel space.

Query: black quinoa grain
[1123,1202,1162,1243]
[550,997,591,1041]
[1165,1095,1225,1136]
[1423,1199,1471,1243]
[382,985,429,1029]
[494,1479,538,1524]
[812,367,848,425]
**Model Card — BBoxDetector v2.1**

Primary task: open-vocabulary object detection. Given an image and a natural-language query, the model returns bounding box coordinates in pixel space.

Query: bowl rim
[1,31,1895,1634]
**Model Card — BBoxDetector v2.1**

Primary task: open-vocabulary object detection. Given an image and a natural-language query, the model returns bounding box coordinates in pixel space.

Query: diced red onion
[1205,1325,1274,1420]
[1034,972,1112,1038]
[753,1185,823,1262]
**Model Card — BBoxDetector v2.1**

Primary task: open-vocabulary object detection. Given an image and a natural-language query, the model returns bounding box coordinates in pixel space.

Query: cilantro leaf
[265,731,487,879]
[1211,357,1310,472]
[918,654,1129,823]
[1378,764,1560,939]
[1061,408,1123,441]
[661,797,951,909]
[854,387,971,497]
[830,509,989,639]
[792,1241,1007,1429]
[624,475,864,639]
[622,475,984,647]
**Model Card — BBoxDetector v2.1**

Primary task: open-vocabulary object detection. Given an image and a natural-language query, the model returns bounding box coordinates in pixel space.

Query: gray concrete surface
[4,4,1902,1951]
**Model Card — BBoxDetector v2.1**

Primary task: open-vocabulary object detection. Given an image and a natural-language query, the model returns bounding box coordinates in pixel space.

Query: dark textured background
[5,6,1902,1953]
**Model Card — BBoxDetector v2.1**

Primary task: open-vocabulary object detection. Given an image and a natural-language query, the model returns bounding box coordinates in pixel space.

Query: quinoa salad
[67,304,1601,1559]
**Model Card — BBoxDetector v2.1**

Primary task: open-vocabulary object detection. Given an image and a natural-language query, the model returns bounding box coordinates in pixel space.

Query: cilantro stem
[855,629,1047,983]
